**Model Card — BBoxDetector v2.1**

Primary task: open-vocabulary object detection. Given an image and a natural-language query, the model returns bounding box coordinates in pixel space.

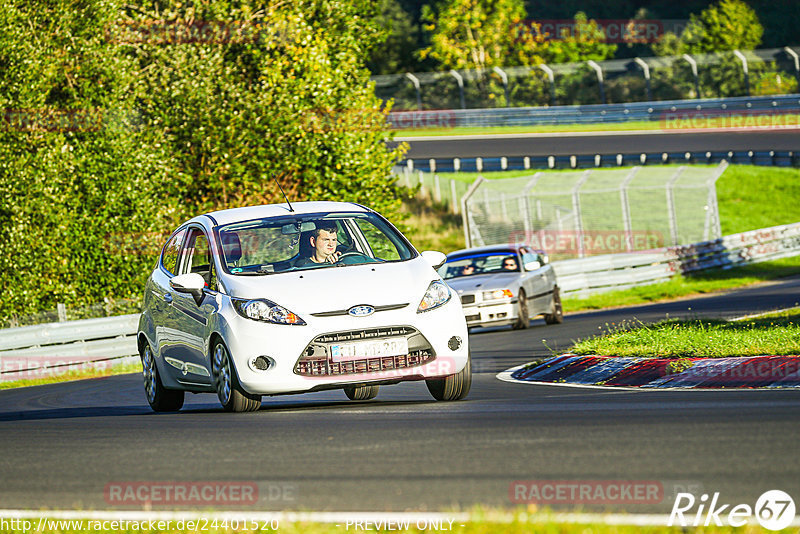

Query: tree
[367,0,420,74]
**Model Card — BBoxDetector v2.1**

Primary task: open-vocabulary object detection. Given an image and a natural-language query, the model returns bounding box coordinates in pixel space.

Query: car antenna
[272,174,294,212]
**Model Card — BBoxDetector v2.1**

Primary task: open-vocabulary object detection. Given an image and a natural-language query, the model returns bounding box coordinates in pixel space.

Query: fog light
[448,336,462,351]
[249,355,274,372]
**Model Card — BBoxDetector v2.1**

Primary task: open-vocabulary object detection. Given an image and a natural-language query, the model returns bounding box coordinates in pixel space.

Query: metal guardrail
[0,314,140,380]
[403,150,800,174]
[389,94,800,129]
[553,221,800,297]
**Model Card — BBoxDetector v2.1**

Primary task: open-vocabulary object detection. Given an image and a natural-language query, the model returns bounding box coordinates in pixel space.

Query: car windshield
[215,212,415,275]
[438,252,519,279]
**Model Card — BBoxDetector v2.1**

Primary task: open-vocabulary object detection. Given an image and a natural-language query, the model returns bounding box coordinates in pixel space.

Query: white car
[438,244,562,330]
[137,201,471,412]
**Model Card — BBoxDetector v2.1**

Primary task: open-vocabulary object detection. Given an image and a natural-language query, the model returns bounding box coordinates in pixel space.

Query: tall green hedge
[0,0,406,320]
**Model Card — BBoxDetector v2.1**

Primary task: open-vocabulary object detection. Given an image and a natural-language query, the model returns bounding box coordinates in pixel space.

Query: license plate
[330,338,409,362]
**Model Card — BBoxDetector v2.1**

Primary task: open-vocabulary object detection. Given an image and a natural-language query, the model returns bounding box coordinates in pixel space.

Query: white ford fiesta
[138,201,471,412]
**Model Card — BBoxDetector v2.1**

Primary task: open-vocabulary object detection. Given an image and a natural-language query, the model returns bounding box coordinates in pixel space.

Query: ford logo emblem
[348,305,375,317]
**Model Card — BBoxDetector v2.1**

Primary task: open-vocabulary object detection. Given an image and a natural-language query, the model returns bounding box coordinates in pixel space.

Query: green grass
[563,256,800,313]
[0,360,141,390]
[391,113,800,138]
[569,308,800,358]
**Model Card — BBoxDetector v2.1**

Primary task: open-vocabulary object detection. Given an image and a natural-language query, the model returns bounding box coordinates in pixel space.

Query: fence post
[634,57,652,101]
[620,167,640,252]
[434,174,442,203]
[733,50,750,97]
[539,64,556,106]
[704,161,728,240]
[521,172,544,241]
[493,66,510,107]
[785,47,800,87]
[461,177,487,248]
[450,179,458,214]
[587,60,606,105]
[57,303,67,323]
[449,70,466,109]
[405,73,422,111]
[666,167,687,246]
[682,54,701,99]
[572,170,592,258]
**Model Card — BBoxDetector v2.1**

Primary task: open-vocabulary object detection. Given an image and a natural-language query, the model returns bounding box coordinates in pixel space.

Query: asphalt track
[393,129,800,159]
[1,277,799,514]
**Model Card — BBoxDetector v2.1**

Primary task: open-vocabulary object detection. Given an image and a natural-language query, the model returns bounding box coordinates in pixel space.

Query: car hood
[445,272,519,294]
[221,258,437,315]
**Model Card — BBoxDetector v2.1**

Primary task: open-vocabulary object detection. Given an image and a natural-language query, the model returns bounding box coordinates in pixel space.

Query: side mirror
[170,273,206,300]
[524,261,541,271]
[421,250,447,270]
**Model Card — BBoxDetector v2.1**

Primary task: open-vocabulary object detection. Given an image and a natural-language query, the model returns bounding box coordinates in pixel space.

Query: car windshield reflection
[216,212,414,275]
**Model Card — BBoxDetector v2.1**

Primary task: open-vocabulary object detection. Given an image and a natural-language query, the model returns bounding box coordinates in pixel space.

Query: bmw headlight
[482,289,514,301]
[417,280,452,313]
[232,298,306,325]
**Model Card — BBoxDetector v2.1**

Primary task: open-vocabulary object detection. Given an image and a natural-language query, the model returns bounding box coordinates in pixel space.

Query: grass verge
[563,256,800,313]
[569,308,800,358]
[391,114,800,138]
[0,360,141,390]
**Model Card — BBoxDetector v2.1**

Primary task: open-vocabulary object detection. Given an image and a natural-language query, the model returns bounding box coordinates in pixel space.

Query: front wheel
[344,384,379,400]
[544,287,564,325]
[426,352,472,401]
[512,289,529,330]
[141,343,184,412]
[211,341,262,412]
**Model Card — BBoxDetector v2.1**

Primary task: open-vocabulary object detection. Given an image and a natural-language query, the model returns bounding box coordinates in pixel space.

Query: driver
[297,224,342,266]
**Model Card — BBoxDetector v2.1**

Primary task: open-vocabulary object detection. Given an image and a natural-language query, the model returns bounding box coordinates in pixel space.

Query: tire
[512,289,529,330]
[141,342,184,412]
[544,286,564,325]
[343,384,379,400]
[426,352,472,401]
[211,341,262,412]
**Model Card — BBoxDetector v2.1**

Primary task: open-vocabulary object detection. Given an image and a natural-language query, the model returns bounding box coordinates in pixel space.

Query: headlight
[417,280,452,313]
[482,289,514,301]
[232,298,306,325]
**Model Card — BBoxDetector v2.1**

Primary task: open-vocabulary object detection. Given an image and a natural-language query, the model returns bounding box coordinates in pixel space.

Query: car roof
[193,201,371,227]
[446,243,545,258]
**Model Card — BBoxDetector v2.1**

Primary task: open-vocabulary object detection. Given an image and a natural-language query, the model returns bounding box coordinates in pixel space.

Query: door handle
[163,293,173,304]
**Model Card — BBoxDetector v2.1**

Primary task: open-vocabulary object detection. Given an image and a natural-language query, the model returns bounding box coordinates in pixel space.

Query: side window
[521,250,542,270]
[181,228,216,290]
[355,219,401,261]
[161,228,187,275]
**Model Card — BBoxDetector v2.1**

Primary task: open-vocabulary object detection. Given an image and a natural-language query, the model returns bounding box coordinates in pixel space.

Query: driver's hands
[325,251,342,263]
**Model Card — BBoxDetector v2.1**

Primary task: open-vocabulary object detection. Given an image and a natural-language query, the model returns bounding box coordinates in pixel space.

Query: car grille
[460,294,476,304]
[465,314,480,322]
[294,326,435,377]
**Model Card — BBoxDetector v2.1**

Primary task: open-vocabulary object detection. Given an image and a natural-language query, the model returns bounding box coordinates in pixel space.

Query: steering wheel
[335,252,373,265]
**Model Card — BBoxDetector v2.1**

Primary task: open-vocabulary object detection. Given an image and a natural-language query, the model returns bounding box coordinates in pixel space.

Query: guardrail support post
[733,50,750,96]
[634,57,652,101]
[493,66,511,107]
[57,303,67,323]
[682,54,701,99]
[405,73,422,110]
[539,64,556,106]
[587,60,606,105]
[449,70,466,109]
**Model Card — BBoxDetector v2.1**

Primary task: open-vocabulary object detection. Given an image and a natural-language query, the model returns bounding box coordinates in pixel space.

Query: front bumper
[221,297,469,395]
[462,299,518,327]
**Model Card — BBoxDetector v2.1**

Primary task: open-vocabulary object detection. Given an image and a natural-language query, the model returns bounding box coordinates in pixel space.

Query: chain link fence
[461,162,727,259]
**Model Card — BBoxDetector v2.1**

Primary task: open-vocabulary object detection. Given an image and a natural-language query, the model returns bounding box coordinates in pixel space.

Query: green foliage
[0,0,406,319]
[679,0,763,54]
[367,0,420,74]
[537,12,617,64]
